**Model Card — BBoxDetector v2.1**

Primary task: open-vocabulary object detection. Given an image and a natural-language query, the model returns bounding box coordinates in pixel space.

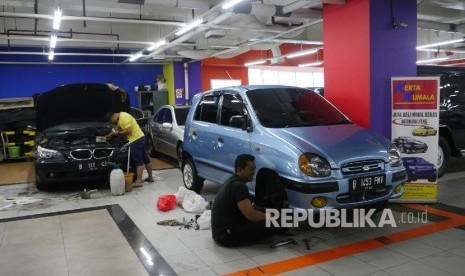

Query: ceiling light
[416,38,464,50]
[50,35,57,48]
[129,52,143,62]
[287,48,319,59]
[416,57,449,64]
[244,60,267,66]
[147,40,166,51]
[222,0,244,9]
[298,61,323,67]
[53,8,62,30]
[175,18,204,36]
[48,50,54,61]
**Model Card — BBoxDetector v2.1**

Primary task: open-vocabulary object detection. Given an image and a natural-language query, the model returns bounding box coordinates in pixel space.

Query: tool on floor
[303,238,311,250]
[270,238,297,248]
[80,189,98,199]
[302,236,326,250]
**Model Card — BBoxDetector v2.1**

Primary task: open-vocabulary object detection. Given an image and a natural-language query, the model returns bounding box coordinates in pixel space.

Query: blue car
[182,85,407,210]
[402,157,437,182]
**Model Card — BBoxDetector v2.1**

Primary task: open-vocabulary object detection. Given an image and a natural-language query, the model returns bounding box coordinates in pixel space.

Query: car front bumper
[282,169,407,210]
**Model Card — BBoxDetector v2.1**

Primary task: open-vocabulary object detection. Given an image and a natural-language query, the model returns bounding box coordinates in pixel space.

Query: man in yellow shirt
[105,111,154,187]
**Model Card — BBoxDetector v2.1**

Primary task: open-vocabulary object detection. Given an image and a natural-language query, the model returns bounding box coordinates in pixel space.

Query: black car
[34,83,130,189]
[393,136,428,154]
[418,66,465,176]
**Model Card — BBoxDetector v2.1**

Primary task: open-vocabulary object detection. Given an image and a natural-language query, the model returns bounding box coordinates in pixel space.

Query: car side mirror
[162,122,173,129]
[229,115,247,130]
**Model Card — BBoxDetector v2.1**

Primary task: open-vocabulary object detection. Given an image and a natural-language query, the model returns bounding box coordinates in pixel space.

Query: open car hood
[36,83,130,131]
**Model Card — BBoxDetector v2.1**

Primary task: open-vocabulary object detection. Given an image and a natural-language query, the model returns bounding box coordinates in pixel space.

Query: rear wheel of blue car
[182,158,204,193]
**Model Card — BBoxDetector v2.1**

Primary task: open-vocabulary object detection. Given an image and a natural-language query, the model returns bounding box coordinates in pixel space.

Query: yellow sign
[398,183,437,200]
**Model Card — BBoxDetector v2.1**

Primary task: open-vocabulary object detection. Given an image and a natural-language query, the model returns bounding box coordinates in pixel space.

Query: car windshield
[174,108,190,126]
[246,87,350,128]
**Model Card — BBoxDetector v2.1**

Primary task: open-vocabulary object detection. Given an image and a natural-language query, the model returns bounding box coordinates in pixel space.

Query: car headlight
[36,146,62,159]
[299,154,331,177]
[389,144,402,167]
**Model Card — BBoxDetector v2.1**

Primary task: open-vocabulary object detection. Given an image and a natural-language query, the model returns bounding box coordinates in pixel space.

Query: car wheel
[438,136,450,178]
[35,175,50,190]
[176,143,183,169]
[406,174,411,182]
[147,136,157,157]
[254,171,285,209]
[182,158,204,193]
[427,175,437,182]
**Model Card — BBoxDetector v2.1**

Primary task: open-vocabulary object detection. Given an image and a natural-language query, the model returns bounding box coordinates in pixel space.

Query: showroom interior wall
[0,63,164,108]
[323,0,417,138]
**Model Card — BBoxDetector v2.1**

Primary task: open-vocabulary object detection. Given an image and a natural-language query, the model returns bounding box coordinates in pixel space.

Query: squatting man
[211,154,283,247]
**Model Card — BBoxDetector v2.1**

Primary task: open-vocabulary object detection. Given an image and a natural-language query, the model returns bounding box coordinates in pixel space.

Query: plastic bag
[175,186,208,214]
[197,210,211,230]
[157,194,177,212]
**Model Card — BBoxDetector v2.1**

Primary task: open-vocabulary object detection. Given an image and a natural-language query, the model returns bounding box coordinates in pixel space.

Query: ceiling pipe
[232,2,322,19]
[0,12,186,27]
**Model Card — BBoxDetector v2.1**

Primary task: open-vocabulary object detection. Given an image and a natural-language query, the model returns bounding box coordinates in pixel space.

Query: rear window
[174,108,190,126]
[246,88,349,128]
[194,95,220,123]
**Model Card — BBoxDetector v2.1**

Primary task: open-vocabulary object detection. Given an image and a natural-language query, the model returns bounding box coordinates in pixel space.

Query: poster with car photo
[390,76,440,203]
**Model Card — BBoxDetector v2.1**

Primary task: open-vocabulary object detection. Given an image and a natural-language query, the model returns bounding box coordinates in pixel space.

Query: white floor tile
[386,239,443,259]
[317,256,379,276]
[418,251,465,275]
[353,247,413,269]
[384,260,453,276]
[194,246,248,266]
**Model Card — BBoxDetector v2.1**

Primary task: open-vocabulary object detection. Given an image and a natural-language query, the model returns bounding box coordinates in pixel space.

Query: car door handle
[217,137,224,147]
[191,131,197,139]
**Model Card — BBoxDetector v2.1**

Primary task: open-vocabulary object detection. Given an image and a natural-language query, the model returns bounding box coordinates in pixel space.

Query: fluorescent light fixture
[416,38,464,50]
[147,40,166,51]
[298,61,323,67]
[222,0,244,9]
[287,48,319,59]
[416,57,449,64]
[244,60,267,66]
[175,18,203,36]
[48,50,54,61]
[50,35,57,48]
[53,8,62,30]
[129,52,143,62]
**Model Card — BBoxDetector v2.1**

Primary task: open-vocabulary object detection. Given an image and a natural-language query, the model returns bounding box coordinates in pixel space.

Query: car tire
[427,175,437,182]
[254,171,285,209]
[182,158,204,193]
[438,136,450,178]
[176,143,183,169]
[147,136,157,157]
[35,175,50,190]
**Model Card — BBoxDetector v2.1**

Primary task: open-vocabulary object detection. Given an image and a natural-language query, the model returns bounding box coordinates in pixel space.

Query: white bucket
[110,168,125,196]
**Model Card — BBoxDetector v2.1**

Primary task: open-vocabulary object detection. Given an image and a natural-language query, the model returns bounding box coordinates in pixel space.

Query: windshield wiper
[285,122,320,128]
[329,120,352,125]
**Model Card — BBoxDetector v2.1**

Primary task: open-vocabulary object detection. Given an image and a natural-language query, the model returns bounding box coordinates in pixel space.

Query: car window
[155,109,167,124]
[246,87,349,128]
[220,93,247,127]
[164,109,173,123]
[194,95,220,124]
[174,108,189,126]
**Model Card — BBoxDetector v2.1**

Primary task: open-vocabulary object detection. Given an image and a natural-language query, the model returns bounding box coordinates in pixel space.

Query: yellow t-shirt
[118,112,144,143]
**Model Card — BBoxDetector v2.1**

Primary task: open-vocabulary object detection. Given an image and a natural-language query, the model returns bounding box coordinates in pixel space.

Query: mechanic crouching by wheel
[211,154,280,247]
[105,111,154,187]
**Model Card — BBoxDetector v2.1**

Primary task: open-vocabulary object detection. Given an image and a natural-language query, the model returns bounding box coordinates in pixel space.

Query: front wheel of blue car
[182,158,204,193]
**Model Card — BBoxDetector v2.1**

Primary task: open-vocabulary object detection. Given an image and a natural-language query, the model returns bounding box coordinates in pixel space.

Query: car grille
[94,148,113,159]
[70,148,114,160]
[340,160,384,175]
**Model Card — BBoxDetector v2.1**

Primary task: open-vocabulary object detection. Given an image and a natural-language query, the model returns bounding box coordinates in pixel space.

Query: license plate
[349,174,386,193]
[77,160,108,172]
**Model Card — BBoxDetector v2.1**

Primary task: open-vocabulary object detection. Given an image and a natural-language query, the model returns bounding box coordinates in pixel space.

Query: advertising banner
[390,77,440,203]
